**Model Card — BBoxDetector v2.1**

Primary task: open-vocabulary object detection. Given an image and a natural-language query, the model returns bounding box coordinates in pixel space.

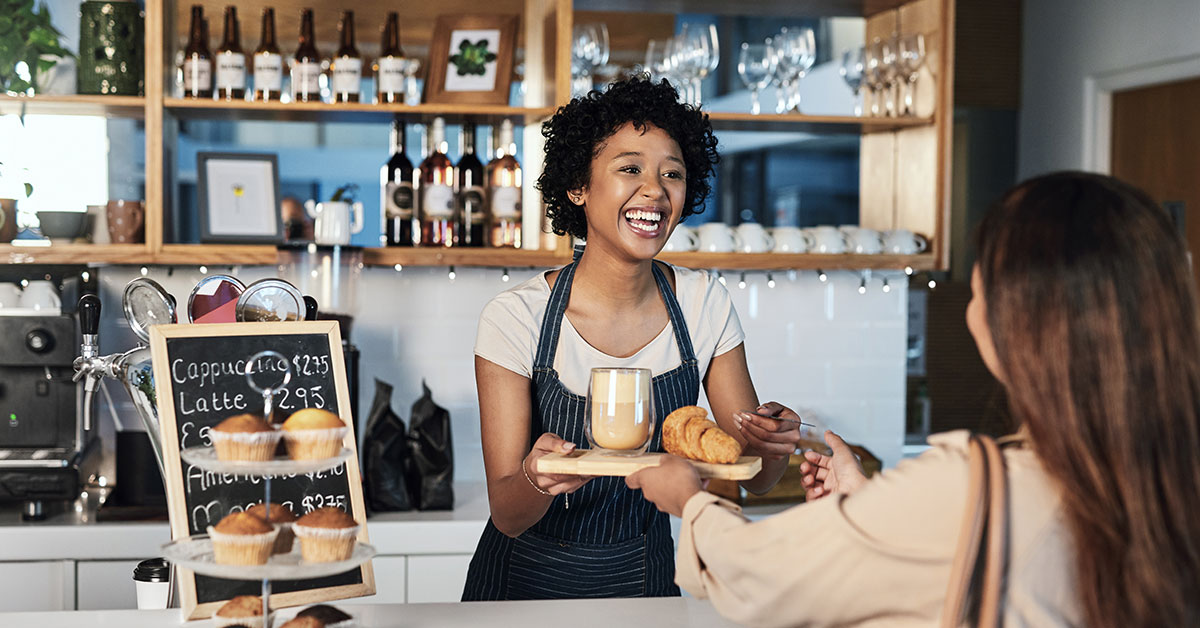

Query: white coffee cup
[663,225,699,252]
[842,226,884,254]
[734,223,775,253]
[0,283,22,308]
[803,226,847,254]
[19,280,61,311]
[697,223,737,253]
[882,229,929,254]
[771,226,814,253]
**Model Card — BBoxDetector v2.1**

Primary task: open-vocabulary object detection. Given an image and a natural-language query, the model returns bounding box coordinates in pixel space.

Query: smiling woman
[462,74,805,602]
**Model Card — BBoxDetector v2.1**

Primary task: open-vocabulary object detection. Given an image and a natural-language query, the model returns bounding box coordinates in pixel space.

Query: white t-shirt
[474,264,745,396]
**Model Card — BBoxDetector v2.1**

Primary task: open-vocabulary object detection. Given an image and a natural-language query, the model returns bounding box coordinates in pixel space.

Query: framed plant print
[425,14,519,106]
[197,152,284,244]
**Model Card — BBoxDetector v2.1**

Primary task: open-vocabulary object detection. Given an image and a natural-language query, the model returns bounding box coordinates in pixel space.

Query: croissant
[662,406,742,464]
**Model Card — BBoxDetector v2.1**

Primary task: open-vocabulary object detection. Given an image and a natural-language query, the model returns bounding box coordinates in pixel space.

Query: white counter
[0,598,742,627]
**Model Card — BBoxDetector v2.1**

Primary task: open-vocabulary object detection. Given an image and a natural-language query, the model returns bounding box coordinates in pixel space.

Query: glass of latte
[585,367,654,455]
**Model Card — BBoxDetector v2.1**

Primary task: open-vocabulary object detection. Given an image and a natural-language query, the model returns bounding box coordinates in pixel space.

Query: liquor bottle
[381,117,416,246]
[374,12,405,104]
[330,11,362,103]
[486,120,523,248]
[252,8,283,101]
[458,122,486,247]
[291,8,322,103]
[419,117,458,247]
[214,6,246,100]
[182,5,212,98]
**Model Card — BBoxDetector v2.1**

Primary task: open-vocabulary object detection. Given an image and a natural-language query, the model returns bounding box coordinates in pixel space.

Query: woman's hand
[525,433,593,496]
[735,401,805,462]
[799,430,869,500]
[626,454,703,517]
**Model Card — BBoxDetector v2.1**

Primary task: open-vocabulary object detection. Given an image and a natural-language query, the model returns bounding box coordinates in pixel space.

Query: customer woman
[462,75,802,600]
[629,172,1200,626]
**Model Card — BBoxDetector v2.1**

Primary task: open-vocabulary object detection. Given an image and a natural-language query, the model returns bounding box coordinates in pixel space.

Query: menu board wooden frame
[150,321,375,619]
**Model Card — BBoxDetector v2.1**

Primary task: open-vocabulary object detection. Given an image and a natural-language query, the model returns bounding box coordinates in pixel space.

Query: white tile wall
[93,265,908,487]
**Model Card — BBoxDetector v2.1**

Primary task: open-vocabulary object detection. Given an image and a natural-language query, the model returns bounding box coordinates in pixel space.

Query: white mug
[882,229,929,254]
[734,223,775,253]
[803,226,847,254]
[842,226,883,254]
[306,200,364,246]
[770,226,814,253]
[0,283,22,308]
[663,225,699,252]
[19,280,61,311]
[87,205,110,244]
[697,223,737,253]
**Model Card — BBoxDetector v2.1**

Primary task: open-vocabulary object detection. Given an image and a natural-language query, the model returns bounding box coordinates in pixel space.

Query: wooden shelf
[574,0,914,18]
[0,243,149,265]
[155,244,279,265]
[657,251,937,271]
[363,247,567,268]
[0,94,145,117]
[706,111,933,134]
[164,99,555,124]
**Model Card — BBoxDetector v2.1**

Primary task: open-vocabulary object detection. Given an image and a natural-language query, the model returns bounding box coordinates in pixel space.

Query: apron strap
[651,262,698,363]
[532,261,577,370]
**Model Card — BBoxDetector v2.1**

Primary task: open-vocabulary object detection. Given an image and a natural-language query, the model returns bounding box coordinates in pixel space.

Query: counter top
[0,598,741,628]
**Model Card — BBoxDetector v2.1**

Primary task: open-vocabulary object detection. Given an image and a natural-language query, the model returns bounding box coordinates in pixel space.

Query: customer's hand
[525,433,592,496]
[800,430,869,500]
[627,454,703,518]
[735,401,805,462]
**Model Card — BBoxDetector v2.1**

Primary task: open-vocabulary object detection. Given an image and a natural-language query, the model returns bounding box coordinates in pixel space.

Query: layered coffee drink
[587,368,654,453]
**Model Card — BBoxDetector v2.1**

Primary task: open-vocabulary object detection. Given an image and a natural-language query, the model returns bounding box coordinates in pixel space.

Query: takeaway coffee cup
[132,558,172,609]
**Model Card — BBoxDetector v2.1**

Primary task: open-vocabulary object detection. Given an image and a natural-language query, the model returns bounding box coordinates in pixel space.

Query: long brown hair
[976,171,1200,626]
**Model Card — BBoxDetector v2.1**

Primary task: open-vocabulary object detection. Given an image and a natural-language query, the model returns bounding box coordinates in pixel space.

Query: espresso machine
[0,287,99,519]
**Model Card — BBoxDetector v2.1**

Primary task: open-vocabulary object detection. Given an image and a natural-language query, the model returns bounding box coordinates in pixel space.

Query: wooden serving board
[537,450,762,480]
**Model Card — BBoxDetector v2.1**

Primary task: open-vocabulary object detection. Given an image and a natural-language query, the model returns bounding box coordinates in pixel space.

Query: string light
[310,269,319,278]
[928,277,937,290]
[904,266,914,276]
[393,264,403,272]
[817,269,828,283]
[20,279,28,287]
[501,268,510,282]
[858,276,867,294]
[766,273,776,288]
[717,271,726,286]
[199,265,208,274]
[882,277,891,293]
[139,266,148,276]
[738,272,747,289]
[448,266,457,281]
[80,271,90,283]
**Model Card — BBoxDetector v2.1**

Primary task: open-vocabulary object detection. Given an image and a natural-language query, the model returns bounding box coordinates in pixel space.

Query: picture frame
[425,14,519,106]
[197,152,284,244]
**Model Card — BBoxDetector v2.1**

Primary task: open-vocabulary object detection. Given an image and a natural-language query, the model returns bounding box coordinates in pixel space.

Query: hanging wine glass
[864,39,887,117]
[879,35,899,117]
[738,41,776,115]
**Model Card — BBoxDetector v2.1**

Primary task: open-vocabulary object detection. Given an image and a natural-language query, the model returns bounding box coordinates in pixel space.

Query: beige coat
[675,430,1082,627]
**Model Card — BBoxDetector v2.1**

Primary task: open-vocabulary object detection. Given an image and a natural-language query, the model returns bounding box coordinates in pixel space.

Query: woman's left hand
[626,454,703,518]
[735,401,805,462]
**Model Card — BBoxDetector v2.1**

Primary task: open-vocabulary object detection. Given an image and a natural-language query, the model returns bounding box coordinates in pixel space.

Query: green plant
[0,160,33,197]
[0,0,73,94]
[330,184,359,203]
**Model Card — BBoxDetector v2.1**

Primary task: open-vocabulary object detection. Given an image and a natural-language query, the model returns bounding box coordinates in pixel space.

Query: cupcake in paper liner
[212,595,272,628]
[293,507,360,563]
[208,512,279,566]
[295,603,356,628]
[246,502,297,554]
[210,414,281,461]
[281,408,349,460]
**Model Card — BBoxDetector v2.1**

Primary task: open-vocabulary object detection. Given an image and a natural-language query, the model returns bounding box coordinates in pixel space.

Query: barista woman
[462,75,802,600]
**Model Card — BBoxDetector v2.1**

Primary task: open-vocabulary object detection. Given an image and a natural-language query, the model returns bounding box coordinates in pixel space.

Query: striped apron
[462,255,699,600]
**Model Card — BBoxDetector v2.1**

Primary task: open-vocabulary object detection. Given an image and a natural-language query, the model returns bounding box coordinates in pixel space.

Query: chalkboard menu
[150,321,374,619]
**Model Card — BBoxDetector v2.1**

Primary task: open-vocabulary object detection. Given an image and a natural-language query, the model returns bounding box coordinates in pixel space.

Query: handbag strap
[940,434,1009,628]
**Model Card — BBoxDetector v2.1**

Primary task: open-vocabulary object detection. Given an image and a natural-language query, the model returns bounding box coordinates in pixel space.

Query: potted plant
[0,158,32,242]
[0,0,74,95]
[305,185,363,245]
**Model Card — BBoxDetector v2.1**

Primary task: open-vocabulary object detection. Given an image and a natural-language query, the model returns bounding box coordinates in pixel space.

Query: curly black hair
[536,74,720,240]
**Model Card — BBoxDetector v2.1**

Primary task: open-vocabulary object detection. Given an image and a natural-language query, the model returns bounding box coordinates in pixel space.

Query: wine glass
[585,367,655,456]
[898,33,926,116]
[840,46,866,116]
[864,39,888,117]
[786,26,815,112]
[879,36,899,117]
[738,41,776,115]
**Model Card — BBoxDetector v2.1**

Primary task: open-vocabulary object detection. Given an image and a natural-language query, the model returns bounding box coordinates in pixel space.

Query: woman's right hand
[799,430,869,500]
[525,433,593,496]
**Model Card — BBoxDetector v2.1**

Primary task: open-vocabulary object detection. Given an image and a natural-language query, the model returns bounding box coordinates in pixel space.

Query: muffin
[293,507,359,562]
[296,604,354,627]
[208,511,278,566]
[209,413,281,462]
[247,502,298,554]
[212,595,271,628]
[281,408,348,460]
[279,617,323,628]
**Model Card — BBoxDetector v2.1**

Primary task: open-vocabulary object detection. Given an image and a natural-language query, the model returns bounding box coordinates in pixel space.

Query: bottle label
[422,184,455,218]
[331,57,362,94]
[215,52,246,90]
[460,186,486,223]
[377,56,406,94]
[183,57,212,92]
[291,60,321,95]
[385,182,414,219]
[490,186,522,219]
[253,53,283,90]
